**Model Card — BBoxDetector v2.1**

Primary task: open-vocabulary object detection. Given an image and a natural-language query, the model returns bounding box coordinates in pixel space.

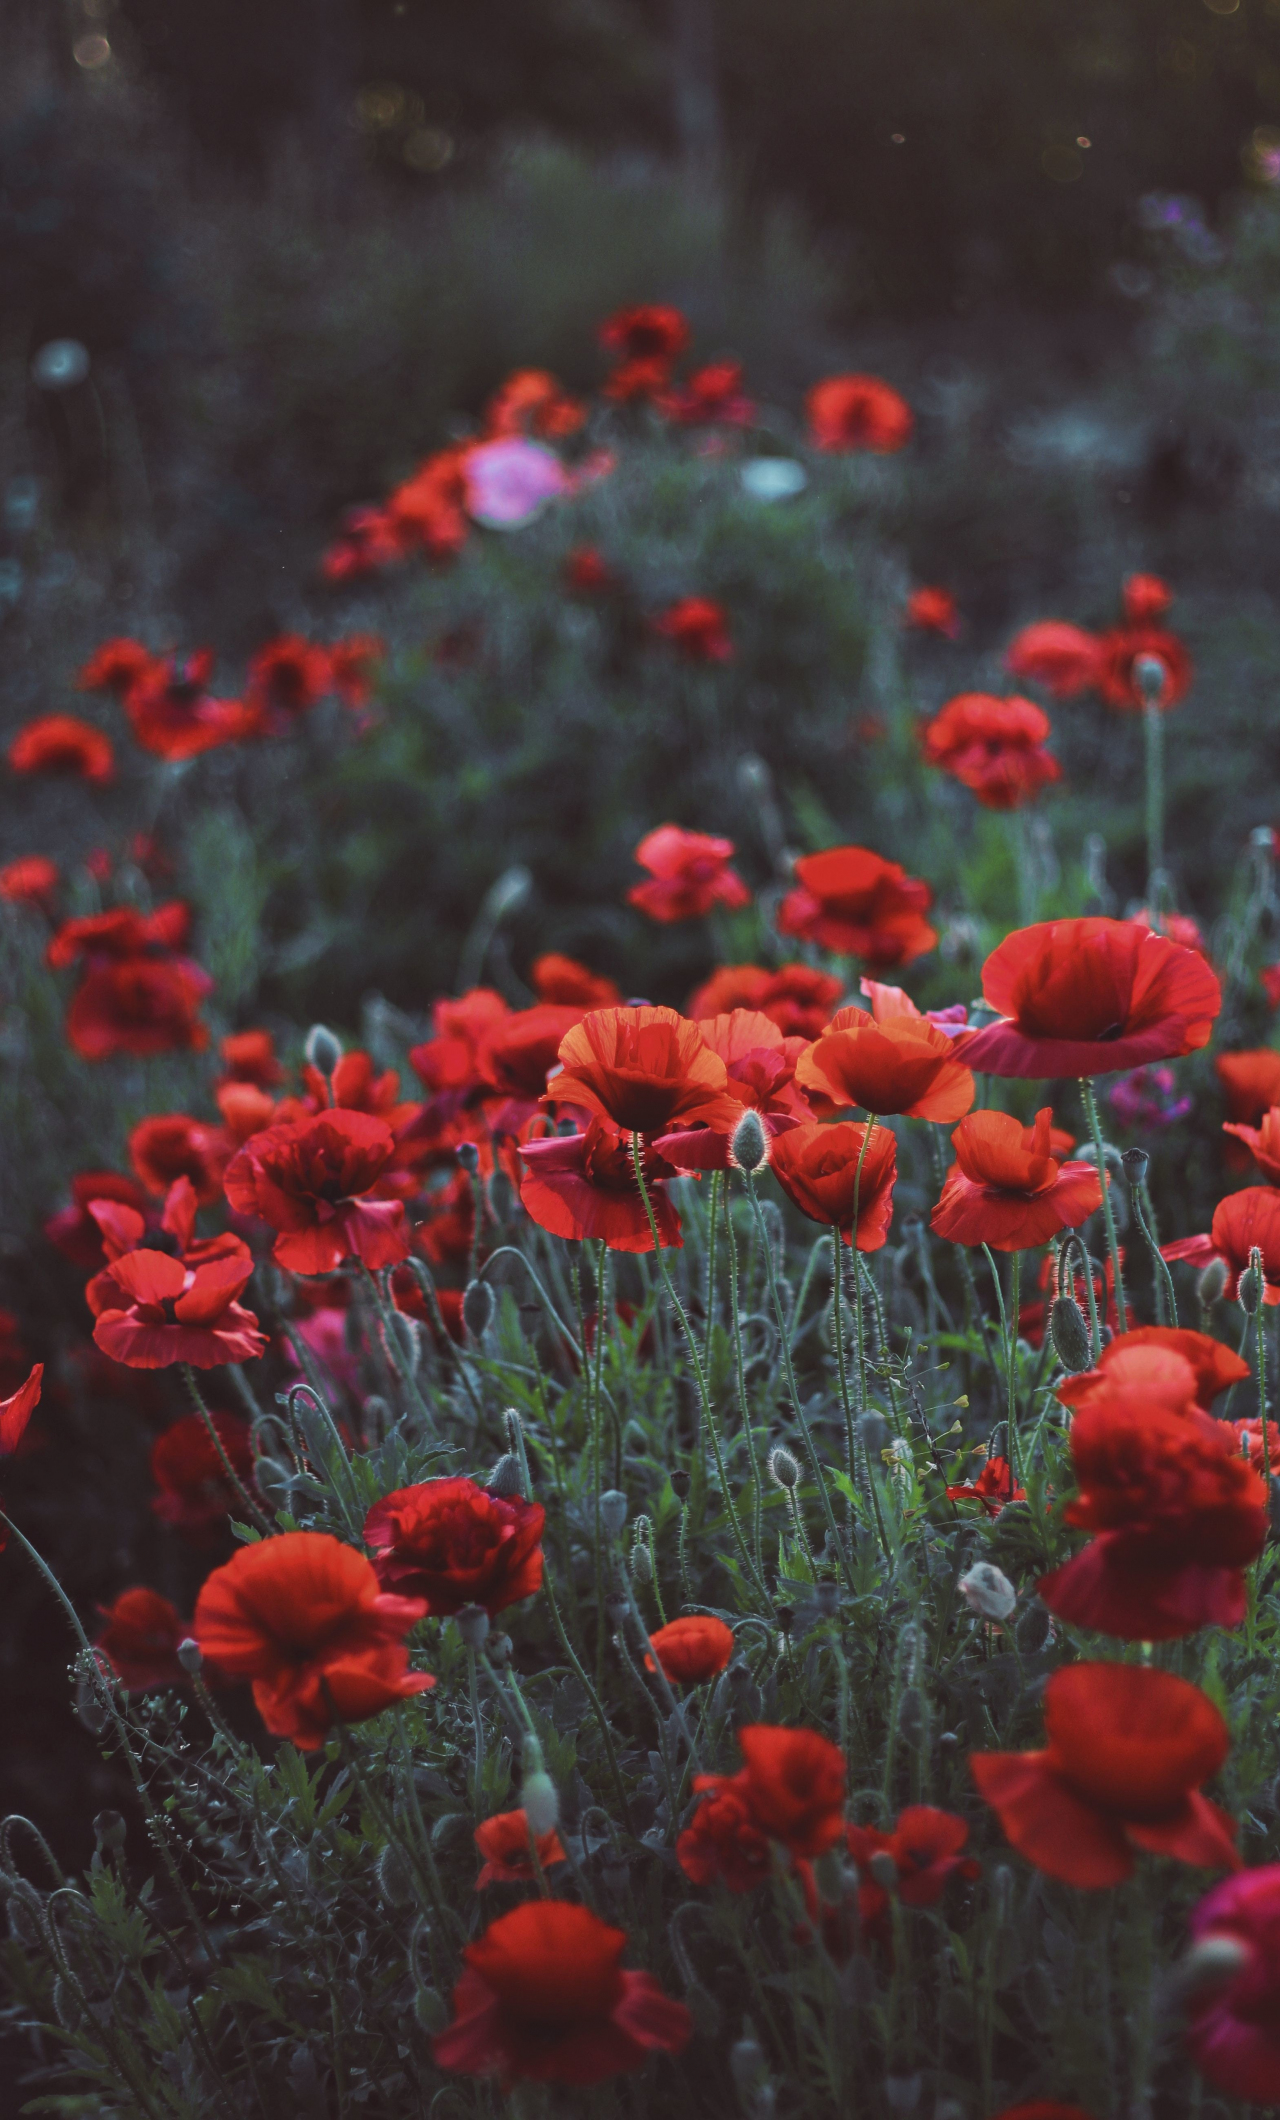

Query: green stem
[1079,1076,1128,1332]
[360,1262,439,1436]
[704,1168,721,1375]
[1144,699,1165,909]
[1130,1179,1178,1326]
[182,1366,274,1535]
[724,1184,767,1587]
[833,1234,888,1558]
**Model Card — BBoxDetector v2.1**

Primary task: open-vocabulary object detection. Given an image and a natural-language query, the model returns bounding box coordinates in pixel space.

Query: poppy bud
[605,1590,629,1627]
[958,1562,1017,1621]
[1050,1292,1093,1373]
[1173,1932,1251,1999]
[600,1488,628,1538]
[730,2031,767,2093]
[767,1446,800,1490]
[487,1168,516,1223]
[462,1278,494,1339]
[304,1024,343,1079]
[384,1310,420,1373]
[729,1108,769,1174]
[774,1604,796,1635]
[176,1637,204,1676]
[521,1734,559,1836]
[453,1603,490,1650]
[671,1468,692,1502]
[1197,1257,1228,1306]
[377,1843,415,1907]
[1121,1146,1150,1186]
[93,1809,126,1853]
[867,1850,898,1891]
[485,1454,524,1498]
[1133,653,1168,707]
[456,1140,480,1176]
[630,1516,654,1582]
[486,1632,513,1667]
[1238,1254,1264,1315]
[484,864,533,923]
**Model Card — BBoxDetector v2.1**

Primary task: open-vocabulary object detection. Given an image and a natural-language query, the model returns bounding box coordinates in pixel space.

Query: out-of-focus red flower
[296,1051,415,1128]
[529,953,622,1009]
[476,1005,586,1130]
[806,375,913,453]
[1164,1187,1280,1305]
[474,1809,568,1889]
[224,1110,409,1275]
[813,1806,978,1949]
[662,359,754,426]
[959,917,1221,1079]
[150,1411,256,1539]
[628,825,750,921]
[219,1029,284,1089]
[677,1774,775,1892]
[434,1899,691,2086]
[91,1243,266,1370]
[195,1529,432,1748]
[770,1120,897,1250]
[411,989,511,1097]
[646,1614,734,1684]
[364,1477,545,1616]
[124,657,254,760]
[128,1113,229,1204]
[1056,1327,1249,1413]
[564,546,616,595]
[45,1172,150,1269]
[922,692,1062,810]
[931,1107,1103,1251]
[327,633,386,710]
[48,902,211,1060]
[484,368,585,440]
[0,1364,42,1457]
[1133,906,1212,963]
[1004,620,1102,698]
[796,1004,974,1121]
[687,962,845,1039]
[1096,626,1192,712]
[47,904,191,968]
[1217,1048,1280,1122]
[94,1587,188,1690]
[972,1662,1239,1887]
[1223,1104,1280,1181]
[246,636,332,727]
[599,304,689,365]
[78,637,161,696]
[7,714,114,783]
[1184,1866,1280,2101]
[549,1005,741,1135]
[905,586,960,637]
[946,1455,1026,1514]
[321,504,404,581]
[778,847,937,967]
[653,597,733,662]
[736,1724,847,1857]
[518,1119,684,1252]
[0,856,58,909]
[1122,573,1173,623]
[216,1082,279,1145]
[393,447,476,561]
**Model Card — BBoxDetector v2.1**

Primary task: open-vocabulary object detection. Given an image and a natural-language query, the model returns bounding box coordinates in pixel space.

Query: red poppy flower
[930,1107,1103,1251]
[946,1455,1026,1514]
[246,636,332,724]
[292,1051,415,1130]
[628,825,750,923]
[91,1244,266,1370]
[796,1004,974,1121]
[662,359,754,426]
[564,546,616,595]
[150,1410,256,1538]
[921,692,1062,810]
[388,450,473,564]
[972,1662,1240,1888]
[0,1364,42,1457]
[959,917,1221,1078]
[1164,1187,1280,1305]
[1037,1389,1268,1638]
[806,375,913,453]
[474,1810,568,1889]
[474,1004,586,1127]
[770,1120,897,1250]
[687,962,845,1040]
[905,586,960,637]
[736,1724,847,1858]
[1004,621,1103,698]
[653,597,733,662]
[0,855,58,909]
[78,637,161,696]
[548,1005,740,1135]
[410,989,511,1097]
[484,368,585,440]
[321,503,405,581]
[94,1587,189,1691]
[599,304,690,365]
[529,953,622,1009]
[646,1614,734,1685]
[1096,626,1192,712]
[1123,573,1173,623]
[47,902,192,968]
[1222,1105,1280,1181]
[677,1774,775,1892]
[517,1119,684,1251]
[128,1113,229,1204]
[219,1028,284,1089]
[45,1172,150,1269]
[364,1477,545,1617]
[433,1899,691,2086]
[223,1110,409,1275]
[67,954,212,1061]
[1056,1328,1249,1414]
[1184,1865,1280,2101]
[691,1008,809,1123]
[833,1806,979,1945]
[124,659,255,760]
[777,847,937,967]
[7,713,114,783]
[1217,1048,1280,1122]
[194,1530,432,1748]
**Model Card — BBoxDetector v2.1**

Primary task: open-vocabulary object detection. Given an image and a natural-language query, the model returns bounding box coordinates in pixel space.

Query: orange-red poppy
[529,954,622,1009]
[548,1005,741,1136]
[770,1120,897,1250]
[796,1004,974,1120]
[1096,626,1192,712]
[1056,1327,1249,1414]
[652,597,733,662]
[687,962,845,1039]
[1164,1186,1280,1304]
[0,856,58,909]
[806,375,913,453]
[474,1809,568,1889]
[646,1614,734,1684]
[777,846,936,967]
[905,586,960,637]
[1122,573,1172,623]
[1223,1105,1280,1181]
[921,692,1062,809]
[930,1107,1103,1250]
[8,713,114,783]
[1004,620,1102,698]
[483,367,585,440]
[628,825,749,921]
[1216,1048,1280,1122]
[518,1119,684,1252]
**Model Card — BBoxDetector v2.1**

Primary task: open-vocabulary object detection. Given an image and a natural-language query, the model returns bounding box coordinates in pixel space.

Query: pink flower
[464,440,569,529]
[1184,1866,1280,2101]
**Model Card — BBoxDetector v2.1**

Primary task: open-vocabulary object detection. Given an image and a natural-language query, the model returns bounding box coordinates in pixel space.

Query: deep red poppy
[806,375,913,453]
[433,1899,691,2085]
[687,962,845,1040]
[921,692,1062,810]
[661,359,754,426]
[1056,1328,1249,1414]
[7,713,115,783]
[194,1529,432,1748]
[930,1107,1103,1250]
[124,659,255,760]
[518,1119,684,1252]
[1123,574,1173,623]
[47,902,192,968]
[94,1587,189,1691]
[246,636,332,724]
[293,1051,415,1129]
[646,1614,735,1685]
[905,586,960,637]
[769,1121,898,1251]
[1184,1865,1280,2101]
[599,304,690,365]
[1222,1106,1280,1182]
[945,1455,1026,1514]
[653,597,733,662]
[677,1774,775,1893]
[219,1029,284,1089]
[149,1409,256,1539]
[484,367,585,440]
[972,1662,1240,1888]
[1004,621,1103,698]
[223,1110,409,1274]
[564,546,616,595]
[91,1244,267,1370]
[364,1477,545,1616]
[687,1008,809,1127]
[45,1171,150,1269]
[529,954,622,1009]
[796,1004,974,1121]
[0,855,59,908]
[78,637,161,696]
[128,1113,229,1203]
[628,825,750,922]
[475,1004,586,1129]
[959,917,1221,1078]
[736,1724,847,1858]
[548,1005,740,1136]
[474,1809,568,1889]
[0,1364,42,1457]
[1096,626,1192,712]
[1217,1048,1280,1122]
[410,988,511,1098]
[1164,1187,1280,1305]
[823,1806,979,1948]
[321,504,404,581]
[67,953,213,1060]
[777,847,937,966]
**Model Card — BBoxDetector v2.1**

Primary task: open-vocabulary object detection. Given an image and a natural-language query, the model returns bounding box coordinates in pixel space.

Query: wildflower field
[3,295,1280,2120]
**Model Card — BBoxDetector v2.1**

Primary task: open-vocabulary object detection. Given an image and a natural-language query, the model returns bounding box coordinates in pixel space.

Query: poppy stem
[704,1168,721,1375]
[467,1646,485,1802]
[981,1247,1020,1492]
[1144,699,1165,910]
[1127,1175,1178,1326]
[358,1264,439,1438]
[1253,1247,1272,1495]
[537,1559,633,1833]
[1079,1077,1129,1331]
[833,1235,889,1560]
[180,1365,275,1537]
[723,1181,768,1588]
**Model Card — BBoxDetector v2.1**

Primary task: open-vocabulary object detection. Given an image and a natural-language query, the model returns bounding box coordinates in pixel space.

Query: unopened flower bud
[304,1023,343,1079]
[867,1850,898,1891]
[93,1809,126,1852]
[1238,1261,1264,1315]
[484,864,533,922]
[774,1604,795,1635]
[486,1632,513,1667]
[385,1309,420,1373]
[1050,1293,1093,1373]
[630,1519,654,1582]
[671,1468,692,1502]
[176,1637,204,1676]
[456,1140,480,1176]
[486,1454,524,1498]
[462,1278,494,1339]
[521,1735,559,1836]
[768,1446,799,1490]
[453,1603,490,1650]
[1175,1932,1251,1998]
[377,1843,415,1907]
[730,2031,767,2092]
[1121,1146,1149,1186]
[487,1169,515,1223]
[1133,653,1168,707]
[857,1409,890,1456]
[600,1489,628,1538]
[413,1987,449,2033]
[729,1108,769,1174]
[1197,1257,1228,1306]
[959,1562,1017,1622]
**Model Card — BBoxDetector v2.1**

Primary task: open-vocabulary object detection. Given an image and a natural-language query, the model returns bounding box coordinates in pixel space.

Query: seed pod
[456,1140,481,1175]
[1132,653,1169,707]
[304,1024,343,1079]
[1050,1292,1093,1373]
[670,1468,692,1502]
[462,1278,494,1339]
[1121,1146,1150,1186]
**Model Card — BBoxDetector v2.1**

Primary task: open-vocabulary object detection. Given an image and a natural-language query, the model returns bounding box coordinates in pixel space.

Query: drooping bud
[1050,1292,1093,1373]
[456,1140,480,1176]
[596,1489,626,1539]
[958,1562,1017,1622]
[453,1603,490,1651]
[486,1632,513,1668]
[729,1108,769,1174]
[767,1446,800,1490]
[176,1637,205,1676]
[412,1988,449,2034]
[384,1309,420,1374]
[304,1024,343,1080]
[521,1733,559,1836]
[730,2030,767,2093]
[670,1468,692,1502]
[1197,1257,1228,1306]
[1121,1146,1150,1186]
[462,1278,494,1339]
[486,1454,524,1498]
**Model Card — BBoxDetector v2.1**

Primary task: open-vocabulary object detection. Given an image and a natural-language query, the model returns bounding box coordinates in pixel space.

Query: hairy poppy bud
[485,1453,524,1498]
[456,1140,480,1176]
[384,1309,420,1373]
[487,1631,513,1666]
[304,1023,343,1079]
[768,1446,800,1490]
[867,1849,898,1891]
[1238,1253,1264,1315]
[93,1809,126,1852]
[958,1562,1017,1621]
[1133,653,1168,707]
[453,1603,490,1650]
[1121,1146,1150,1185]
[600,1488,628,1538]
[521,1734,559,1836]
[730,2031,767,2092]
[1197,1257,1228,1306]
[729,1108,769,1174]
[462,1278,494,1339]
[1050,1292,1093,1373]
[630,1516,654,1582]
[176,1637,204,1676]
[671,1468,692,1502]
